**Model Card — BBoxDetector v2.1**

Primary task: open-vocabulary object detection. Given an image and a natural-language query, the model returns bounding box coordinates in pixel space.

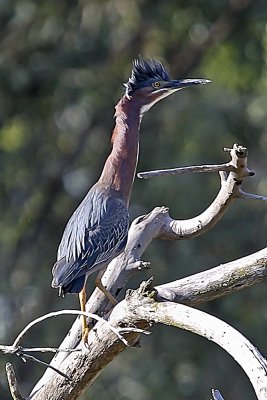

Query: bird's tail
[51,257,86,295]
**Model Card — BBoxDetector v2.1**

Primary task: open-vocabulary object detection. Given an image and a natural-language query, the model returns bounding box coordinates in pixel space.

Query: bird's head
[124,57,211,113]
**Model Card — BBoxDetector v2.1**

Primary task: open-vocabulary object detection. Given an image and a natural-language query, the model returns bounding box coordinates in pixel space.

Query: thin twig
[238,190,267,201]
[0,344,80,354]
[4,308,127,383]
[137,162,234,179]
[118,327,151,335]
[4,309,139,384]
[0,345,16,354]
[17,347,80,353]
[0,311,151,359]
[19,352,72,381]
[12,309,129,348]
[6,363,24,400]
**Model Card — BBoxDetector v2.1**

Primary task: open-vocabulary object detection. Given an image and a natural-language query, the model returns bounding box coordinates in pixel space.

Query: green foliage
[0,1,267,399]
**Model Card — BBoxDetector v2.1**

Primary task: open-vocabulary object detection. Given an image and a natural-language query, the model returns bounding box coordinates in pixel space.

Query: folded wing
[52,184,129,295]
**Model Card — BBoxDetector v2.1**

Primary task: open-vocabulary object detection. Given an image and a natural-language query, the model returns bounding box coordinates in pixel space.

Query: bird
[51,57,211,343]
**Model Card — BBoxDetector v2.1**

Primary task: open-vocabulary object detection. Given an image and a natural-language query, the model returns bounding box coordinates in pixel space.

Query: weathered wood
[156,247,267,304]
[29,281,267,399]
[6,364,24,400]
[25,144,267,399]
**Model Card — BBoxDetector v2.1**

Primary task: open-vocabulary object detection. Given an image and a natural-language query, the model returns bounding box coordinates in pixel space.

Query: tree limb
[28,281,267,399]
[156,246,267,304]
[155,144,261,240]
[22,143,267,398]
[2,310,145,386]
[137,161,235,179]
[129,299,267,400]
[6,363,24,400]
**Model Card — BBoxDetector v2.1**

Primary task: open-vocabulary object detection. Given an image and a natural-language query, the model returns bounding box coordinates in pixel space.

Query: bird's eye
[153,81,161,88]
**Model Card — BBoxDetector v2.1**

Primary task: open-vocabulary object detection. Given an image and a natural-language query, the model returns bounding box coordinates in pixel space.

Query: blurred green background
[0,0,267,399]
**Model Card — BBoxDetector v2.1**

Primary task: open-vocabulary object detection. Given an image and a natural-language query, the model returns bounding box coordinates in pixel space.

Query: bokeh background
[0,0,267,399]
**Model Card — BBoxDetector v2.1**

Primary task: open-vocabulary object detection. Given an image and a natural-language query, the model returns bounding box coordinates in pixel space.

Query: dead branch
[6,363,24,400]
[126,296,267,399]
[156,246,267,304]
[0,309,148,358]
[2,309,147,388]
[27,281,267,399]
[10,143,266,399]
[137,161,235,178]
[155,144,266,240]
[11,309,132,349]
[75,144,266,312]
[138,144,254,179]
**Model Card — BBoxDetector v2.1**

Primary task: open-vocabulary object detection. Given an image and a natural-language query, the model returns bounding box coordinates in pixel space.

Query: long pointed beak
[166,78,212,90]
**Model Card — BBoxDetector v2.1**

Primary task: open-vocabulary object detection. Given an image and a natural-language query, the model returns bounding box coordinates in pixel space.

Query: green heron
[51,58,211,343]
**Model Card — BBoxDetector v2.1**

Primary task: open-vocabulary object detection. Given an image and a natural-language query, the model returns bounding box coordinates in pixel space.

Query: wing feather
[52,184,129,292]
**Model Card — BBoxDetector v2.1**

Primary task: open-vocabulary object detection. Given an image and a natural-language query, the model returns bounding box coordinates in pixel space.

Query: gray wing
[52,184,129,292]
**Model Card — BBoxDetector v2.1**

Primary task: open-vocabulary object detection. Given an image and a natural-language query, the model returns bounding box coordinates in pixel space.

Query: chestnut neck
[98,95,143,205]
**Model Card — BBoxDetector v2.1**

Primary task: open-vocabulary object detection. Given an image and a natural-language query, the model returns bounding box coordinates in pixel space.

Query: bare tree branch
[11,310,131,349]
[27,281,267,399]
[12,143,266,399]
[12,243,267,399]
[238,190,267,202]
[1,309,148,357]
[81,144,261,316]
[6,363,24,400]
[2,310,148,387]
[156,246,267,304]
[155,144,259,240]
[138,143,254,178]
[137,161,235,179]
[128,298,267,399]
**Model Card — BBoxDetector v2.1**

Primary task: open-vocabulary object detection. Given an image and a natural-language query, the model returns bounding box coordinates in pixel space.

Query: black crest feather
[125,57,170,97]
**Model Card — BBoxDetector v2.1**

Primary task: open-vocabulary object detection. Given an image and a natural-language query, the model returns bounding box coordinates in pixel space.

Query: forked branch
[119,281,267,399]
[27,281,267,399]
[90,143,267,310]
[138,144,266,240]
[1,309,149,389]
[8,143,267,399]
[28,144,267,380]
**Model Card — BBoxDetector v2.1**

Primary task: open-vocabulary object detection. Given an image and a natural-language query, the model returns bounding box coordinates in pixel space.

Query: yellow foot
[82,327,90,346]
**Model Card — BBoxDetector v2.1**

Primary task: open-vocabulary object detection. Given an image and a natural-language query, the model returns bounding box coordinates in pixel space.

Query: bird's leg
[95,271,118,306]
[79,287,90,344]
